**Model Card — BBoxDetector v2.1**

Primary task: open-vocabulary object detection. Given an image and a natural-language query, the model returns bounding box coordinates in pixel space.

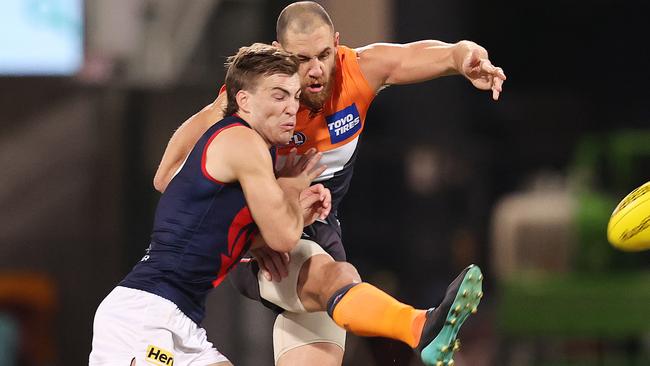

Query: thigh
[277,343,343,366]
[304,219,346,262]
[135,342,229,366]
[228,257,285,313]
[161,306,230,365]
[273,311,345,365]
[134,360,232,366]
[259,239,333,312]
[90,287,150,365]
[228,220,347,314]
[91,287,229,366]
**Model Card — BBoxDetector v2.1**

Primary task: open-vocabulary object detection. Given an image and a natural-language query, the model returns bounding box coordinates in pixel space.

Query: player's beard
[300,63,336,113]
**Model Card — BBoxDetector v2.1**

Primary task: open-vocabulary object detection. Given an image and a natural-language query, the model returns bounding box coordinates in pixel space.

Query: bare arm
[207,127,324,252]
[357,40,506,99]
[153,92,227,192]
[250,183,331,282]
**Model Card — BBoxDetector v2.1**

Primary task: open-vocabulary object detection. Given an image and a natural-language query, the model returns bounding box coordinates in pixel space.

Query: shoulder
[210,124,266,154]
[338,45,368,70]
[353,43,401,92]
[212,125,271,168]
[336,45,378,98]
[337,45,355,58]
[355,43,400,69]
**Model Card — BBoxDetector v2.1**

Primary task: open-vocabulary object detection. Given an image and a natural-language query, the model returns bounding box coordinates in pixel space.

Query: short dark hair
[224,43,300,116]
[276,1,334,45]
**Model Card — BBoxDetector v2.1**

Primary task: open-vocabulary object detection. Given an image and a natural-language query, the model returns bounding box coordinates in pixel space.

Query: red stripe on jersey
[201,123,244,185]
[212,206,257,287]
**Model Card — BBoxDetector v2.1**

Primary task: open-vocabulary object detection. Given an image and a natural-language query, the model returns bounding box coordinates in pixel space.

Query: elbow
[153,174,167,193]
[264,226,302,253]
[266,238,298,253]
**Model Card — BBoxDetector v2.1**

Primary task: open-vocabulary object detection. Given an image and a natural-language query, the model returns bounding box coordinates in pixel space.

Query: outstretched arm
[153,92,227,192]
[357,40,506,100]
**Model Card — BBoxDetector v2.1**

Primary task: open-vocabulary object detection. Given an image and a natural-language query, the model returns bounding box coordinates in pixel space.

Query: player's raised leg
[296,249,483,366]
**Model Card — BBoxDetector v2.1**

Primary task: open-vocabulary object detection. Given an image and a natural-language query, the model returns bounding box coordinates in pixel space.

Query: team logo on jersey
[145,345,174,365]
[325,103,361,144]
[289,131,306,146]
[140,244,151,262]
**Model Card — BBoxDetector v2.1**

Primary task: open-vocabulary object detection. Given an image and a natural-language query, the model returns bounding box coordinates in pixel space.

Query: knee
[299,256,358,292]
[322,262,361,294]
[297,257,361,311]
[274,312,345,365]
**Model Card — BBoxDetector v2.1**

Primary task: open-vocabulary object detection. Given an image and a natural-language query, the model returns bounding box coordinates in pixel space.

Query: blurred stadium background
[1,0,649,365]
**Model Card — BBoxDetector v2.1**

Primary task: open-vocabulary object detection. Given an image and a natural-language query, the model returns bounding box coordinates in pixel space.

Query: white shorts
[89,286,229,366]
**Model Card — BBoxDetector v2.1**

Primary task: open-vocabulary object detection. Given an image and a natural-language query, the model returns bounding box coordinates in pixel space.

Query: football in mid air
[607,181,650,251]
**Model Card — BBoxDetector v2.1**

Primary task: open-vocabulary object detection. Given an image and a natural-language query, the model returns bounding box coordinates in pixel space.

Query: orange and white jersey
[277,46,376,211]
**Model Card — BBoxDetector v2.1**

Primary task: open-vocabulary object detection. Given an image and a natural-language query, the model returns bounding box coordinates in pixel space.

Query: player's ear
[235,90,251,114]
[334,32,340,47]
[272,40,281,48]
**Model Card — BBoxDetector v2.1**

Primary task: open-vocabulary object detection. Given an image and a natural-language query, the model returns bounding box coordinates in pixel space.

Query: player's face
[247,73,301,146]
[280,25,338,111]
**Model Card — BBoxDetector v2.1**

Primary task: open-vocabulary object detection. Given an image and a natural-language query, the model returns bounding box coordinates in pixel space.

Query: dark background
[1,0,648,365]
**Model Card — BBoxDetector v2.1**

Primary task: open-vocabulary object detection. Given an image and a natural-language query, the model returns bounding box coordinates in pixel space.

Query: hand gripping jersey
[278,45,376,211]
[121,116,266,325]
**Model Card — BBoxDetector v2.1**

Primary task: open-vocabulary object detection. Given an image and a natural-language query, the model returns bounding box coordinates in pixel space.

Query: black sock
[326,283,359,318]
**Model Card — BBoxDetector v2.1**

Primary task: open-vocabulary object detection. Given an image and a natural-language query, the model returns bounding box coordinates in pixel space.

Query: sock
[327,282,427,348]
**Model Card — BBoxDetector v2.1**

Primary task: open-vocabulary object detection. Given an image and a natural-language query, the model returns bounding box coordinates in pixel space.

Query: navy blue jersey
[121,115,269,324]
